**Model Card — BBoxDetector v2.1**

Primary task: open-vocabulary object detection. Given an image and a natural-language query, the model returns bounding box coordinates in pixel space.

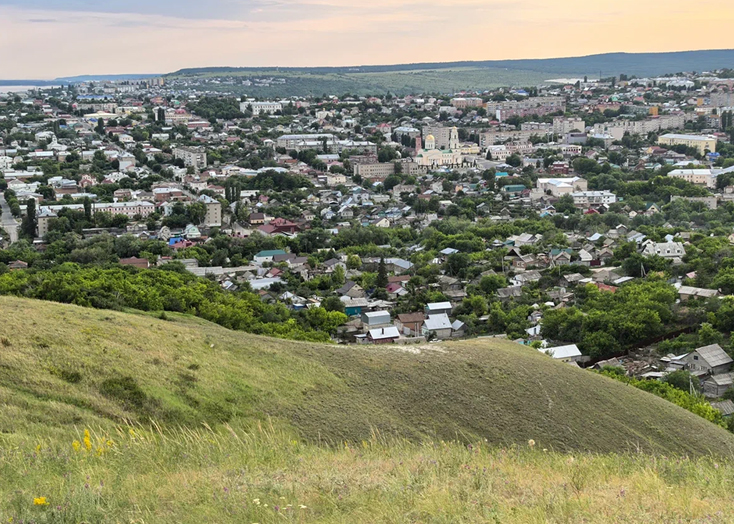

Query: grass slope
[5,424,734,523]
[1,296,733,458]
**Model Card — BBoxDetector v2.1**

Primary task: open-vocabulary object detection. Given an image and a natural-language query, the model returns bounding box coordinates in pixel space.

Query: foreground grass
[2,295,734,458]
[3,422,734,524]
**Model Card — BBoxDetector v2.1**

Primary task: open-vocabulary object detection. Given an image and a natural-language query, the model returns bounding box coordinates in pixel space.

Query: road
[0,194,19,243]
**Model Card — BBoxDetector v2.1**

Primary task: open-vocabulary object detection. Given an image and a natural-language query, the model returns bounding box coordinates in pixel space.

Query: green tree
[663,370,700,392]
[21,199,37,238]
[376,258,388,289]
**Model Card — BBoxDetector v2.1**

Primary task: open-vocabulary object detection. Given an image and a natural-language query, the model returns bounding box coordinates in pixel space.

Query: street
[0,194,19,243]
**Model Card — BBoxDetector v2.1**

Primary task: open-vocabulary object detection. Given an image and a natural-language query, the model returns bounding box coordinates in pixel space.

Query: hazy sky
[1,0,733,78]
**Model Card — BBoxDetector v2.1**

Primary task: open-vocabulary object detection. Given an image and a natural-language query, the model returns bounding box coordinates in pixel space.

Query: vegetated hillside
[171,49,734,77]
[166,49,734,95]
[1,295,733,458]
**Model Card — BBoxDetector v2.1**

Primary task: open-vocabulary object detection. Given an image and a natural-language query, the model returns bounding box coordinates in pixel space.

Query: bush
[100,376,148,410]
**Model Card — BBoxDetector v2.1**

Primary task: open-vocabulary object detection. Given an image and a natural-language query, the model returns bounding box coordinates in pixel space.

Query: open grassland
[176,67,554,96]
[3,422,734,523]
[1,296,734,458]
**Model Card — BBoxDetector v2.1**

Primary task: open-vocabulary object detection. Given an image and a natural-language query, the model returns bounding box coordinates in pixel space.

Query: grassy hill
[3,296,734,522]
[166,49,734,95]
[1,295,733,456]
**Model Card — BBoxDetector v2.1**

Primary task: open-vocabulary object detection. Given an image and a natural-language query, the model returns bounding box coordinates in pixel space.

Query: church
[414,127,464,168]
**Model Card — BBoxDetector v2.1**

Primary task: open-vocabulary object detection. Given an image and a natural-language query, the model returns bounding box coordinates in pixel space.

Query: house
[641,241,685,259]
[540,344,583,363]
[368,326,400,344]
[8,260,28,271]
[119,257,150,269]
[702,374,734,398]
[681,344,734,376]
[342,297,368,317]
[336,281,366,299]
[425,302,452,317]
[451,320,467,338]
[678,286,719,301]
[254,249,287,264]
[422,313,453,340]
[361,311,392,331]
[711,400,734,417]
[395,313,425,336]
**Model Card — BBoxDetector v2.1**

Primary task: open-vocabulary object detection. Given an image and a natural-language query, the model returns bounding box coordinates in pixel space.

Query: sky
[1,0,734,79]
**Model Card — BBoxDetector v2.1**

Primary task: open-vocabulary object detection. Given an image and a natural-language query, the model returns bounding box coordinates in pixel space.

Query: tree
[663,370,700,392]
[346,255,362,270]
[186,203,206,225]
[322,296,345,313]
[83,197,93,221]
[96,118,105,135]
[22,199,37,238]
[376,257,388,289]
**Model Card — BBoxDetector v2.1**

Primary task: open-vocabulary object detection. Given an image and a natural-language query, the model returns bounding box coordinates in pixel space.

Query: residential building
[198,194,222,227]
[658,134,717,155]
[174,146,207,169]
[421,126,459,150]
[540,344,583,363]
[571,191,617,207]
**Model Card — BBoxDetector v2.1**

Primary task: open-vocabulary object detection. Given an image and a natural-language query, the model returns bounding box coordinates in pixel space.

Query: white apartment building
[668,169,717,189]
[553,117,586,135]
[536,177,588,197]
[241,101,283,116]
[174,146,208,170]
[571,191,617,206]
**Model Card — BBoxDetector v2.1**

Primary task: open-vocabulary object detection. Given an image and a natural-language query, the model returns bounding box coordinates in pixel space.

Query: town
[3,69,734,411]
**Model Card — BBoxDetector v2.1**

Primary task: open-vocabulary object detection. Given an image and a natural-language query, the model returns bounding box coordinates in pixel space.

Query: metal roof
[694,344,733,368]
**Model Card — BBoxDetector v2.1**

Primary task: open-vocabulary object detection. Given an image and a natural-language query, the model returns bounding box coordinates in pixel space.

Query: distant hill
[171,49,734,78]
[1,295,733,458]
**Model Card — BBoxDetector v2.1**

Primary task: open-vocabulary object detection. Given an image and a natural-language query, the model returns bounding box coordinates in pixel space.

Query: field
[179,67,554,96]
[3,296,734,521]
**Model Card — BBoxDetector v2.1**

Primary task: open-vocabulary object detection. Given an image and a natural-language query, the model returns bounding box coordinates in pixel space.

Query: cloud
[0,0,733,78]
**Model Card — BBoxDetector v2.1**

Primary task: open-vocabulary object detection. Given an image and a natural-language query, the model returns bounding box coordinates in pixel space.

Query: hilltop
[164,49,734,95]
[1,295,733,457]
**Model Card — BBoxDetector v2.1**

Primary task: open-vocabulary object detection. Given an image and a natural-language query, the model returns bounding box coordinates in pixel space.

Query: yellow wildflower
[106,439,114,447]
[35,444,42,452]
[33,497,48,506]
[83,429,92,451]
[72,440,81,452]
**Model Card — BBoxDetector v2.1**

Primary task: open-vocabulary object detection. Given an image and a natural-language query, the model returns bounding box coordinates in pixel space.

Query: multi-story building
[241,101,283,116]
[668,168,717,188]
[485,96,566,122]
[198,194,222,227]
[535,177,588,197]
[571,191,617,207]
[174,146,208,170]
[276,133,337,151]
[658,134,717,155]
[421,126,459,150]
[553,117,586,135]
[593,113,688,140]
[353,162,396,179]
[450,97,483,109]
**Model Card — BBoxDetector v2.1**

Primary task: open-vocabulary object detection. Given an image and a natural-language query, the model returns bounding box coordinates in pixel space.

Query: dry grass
[1,295,734,460]
[3,422,734,523]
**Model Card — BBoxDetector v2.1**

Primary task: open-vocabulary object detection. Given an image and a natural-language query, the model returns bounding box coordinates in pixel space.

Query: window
[693,355,699,360]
